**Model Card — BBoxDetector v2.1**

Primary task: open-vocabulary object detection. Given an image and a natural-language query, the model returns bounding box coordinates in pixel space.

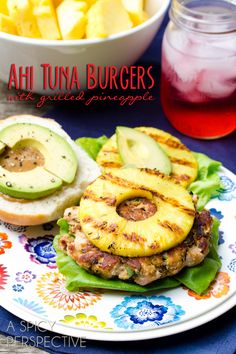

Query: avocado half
[0,123,78,199]
[116,126,172,175]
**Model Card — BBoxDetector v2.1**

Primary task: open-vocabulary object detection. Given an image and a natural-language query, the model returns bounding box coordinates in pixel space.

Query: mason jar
[161,0,236,139]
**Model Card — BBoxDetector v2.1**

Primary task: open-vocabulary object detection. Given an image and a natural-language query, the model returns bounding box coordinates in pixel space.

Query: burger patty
[59,206,212,286]
[117,197,157,221]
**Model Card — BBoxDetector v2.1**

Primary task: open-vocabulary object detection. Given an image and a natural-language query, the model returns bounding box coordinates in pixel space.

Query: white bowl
[0,0,170,94]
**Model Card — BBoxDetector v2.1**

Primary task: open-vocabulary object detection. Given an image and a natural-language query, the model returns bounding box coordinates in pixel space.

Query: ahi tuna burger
[55,126,221,293]
[58,168,212,286]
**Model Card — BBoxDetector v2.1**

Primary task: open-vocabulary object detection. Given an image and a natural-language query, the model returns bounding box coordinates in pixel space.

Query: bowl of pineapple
[0,0,170,94]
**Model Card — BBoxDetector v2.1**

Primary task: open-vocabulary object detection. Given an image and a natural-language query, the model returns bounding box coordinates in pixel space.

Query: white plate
[0,167,236,341]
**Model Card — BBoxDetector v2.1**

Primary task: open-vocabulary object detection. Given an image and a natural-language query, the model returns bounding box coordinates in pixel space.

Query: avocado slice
[0,123,78,199]
[0,166,62,199]
[116,126,172,175]
[0,123,77,183]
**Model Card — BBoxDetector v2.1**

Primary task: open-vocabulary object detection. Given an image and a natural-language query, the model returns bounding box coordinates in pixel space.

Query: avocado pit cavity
[0,123,78,200]
[117,197,157,221]
[0,146,45,173]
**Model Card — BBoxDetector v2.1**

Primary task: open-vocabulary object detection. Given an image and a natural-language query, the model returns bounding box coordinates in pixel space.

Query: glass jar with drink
[161,0,236,139]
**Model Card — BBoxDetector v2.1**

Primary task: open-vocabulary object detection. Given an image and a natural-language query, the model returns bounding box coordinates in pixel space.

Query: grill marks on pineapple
[102,148,119,154]
[99,152,195,170]
[82,216,118,235]
[83,190,116,206]
[101,147,192,163]
[79,168,195,257]
[169,157,196,168]
[96,127,198,187]
[159,221,183,236]
[123,232,146,244]
[145,133,189,151]
[140,168,173,180]
[100,161,122,168]
[82,215,146,245]
[101,172,195,217]
[171,173,191,183]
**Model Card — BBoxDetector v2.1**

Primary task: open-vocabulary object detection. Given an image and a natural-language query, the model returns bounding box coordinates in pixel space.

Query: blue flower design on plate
[12,284,24,292]
[15,270,36,283]
[14,298,47,315]
[218,230,225,245]
[19,235,56,268]
[229,242,236,255]
[209,208,224,220]
[228,259,236,273]
[218,176,236,201]
[126,300,168,324]
[0,222,27,233]
[110,295,185,330]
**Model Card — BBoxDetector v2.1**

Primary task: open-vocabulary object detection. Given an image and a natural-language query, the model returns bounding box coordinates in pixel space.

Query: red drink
[161,0,236,139]
[161,57,236,139]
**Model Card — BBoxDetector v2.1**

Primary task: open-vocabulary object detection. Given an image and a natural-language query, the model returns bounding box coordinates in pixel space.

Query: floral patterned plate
[0,167,236,341]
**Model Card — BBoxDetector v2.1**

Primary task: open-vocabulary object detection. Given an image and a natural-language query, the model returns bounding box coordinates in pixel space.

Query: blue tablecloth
[0,14,236,354]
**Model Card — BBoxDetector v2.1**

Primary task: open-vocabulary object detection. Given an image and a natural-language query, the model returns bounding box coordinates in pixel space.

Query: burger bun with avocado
[0,115,101,226]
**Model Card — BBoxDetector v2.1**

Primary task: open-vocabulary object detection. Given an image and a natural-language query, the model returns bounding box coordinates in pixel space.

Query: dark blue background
[0,13,236,354]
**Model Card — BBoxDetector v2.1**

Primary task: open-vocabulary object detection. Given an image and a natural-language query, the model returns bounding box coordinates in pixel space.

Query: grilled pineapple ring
[79,168,195,257]
[96,127,198,187]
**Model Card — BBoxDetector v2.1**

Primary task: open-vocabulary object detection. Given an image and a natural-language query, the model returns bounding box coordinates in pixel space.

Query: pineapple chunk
[79,168,195,257]
[0,13,17,34]
[86,0,133,39]
[122,0,148,26]
[139,11,149,25]
[58,0,88,12]
[31,0,61,40]
[7,0,41,38]
[57,1,87,39]
[96,127,198,188]
[0,1,8,15]
[85,0,97,7]
[64,0,98,6]
[52,0,62,7]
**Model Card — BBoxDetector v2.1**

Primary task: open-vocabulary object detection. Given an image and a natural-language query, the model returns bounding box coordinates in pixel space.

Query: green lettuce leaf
[53,233,179,293]
[189,152,223,210]
[75,136,108,160]
[194,152,221,179]
[175,218,221,294]
[57,218,69,235]
[54,218,221,294]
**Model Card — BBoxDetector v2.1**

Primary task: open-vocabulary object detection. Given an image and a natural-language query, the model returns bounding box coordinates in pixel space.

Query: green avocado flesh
[0,167,62,199]
[116,126,172,174]
[0,123,78,199]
